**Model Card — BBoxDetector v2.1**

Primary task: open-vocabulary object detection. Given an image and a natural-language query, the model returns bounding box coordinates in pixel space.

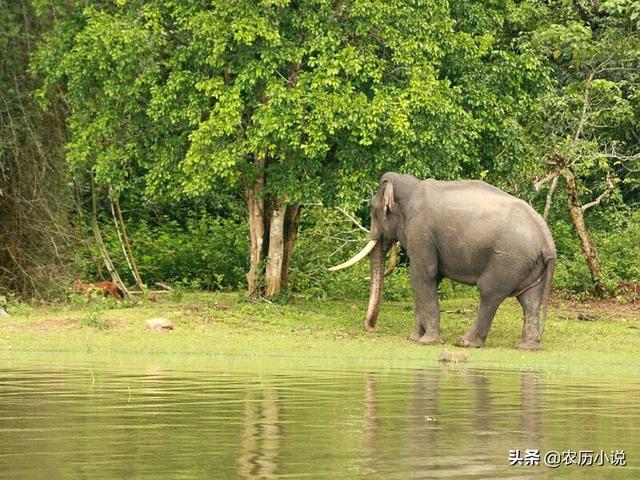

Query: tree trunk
[245,176,266,297]
[243,155,301,297]
[280,204,301,291]
[561,168,606,295]
[265,200,286,296]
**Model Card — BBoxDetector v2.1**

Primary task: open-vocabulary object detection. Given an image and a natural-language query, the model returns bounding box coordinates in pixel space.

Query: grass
[0,292,638,376]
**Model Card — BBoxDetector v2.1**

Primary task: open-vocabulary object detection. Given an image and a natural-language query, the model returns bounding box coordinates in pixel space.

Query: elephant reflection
[361,368,545,476]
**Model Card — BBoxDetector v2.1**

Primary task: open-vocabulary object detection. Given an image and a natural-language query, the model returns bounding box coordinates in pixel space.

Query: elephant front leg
[409,267,442,345]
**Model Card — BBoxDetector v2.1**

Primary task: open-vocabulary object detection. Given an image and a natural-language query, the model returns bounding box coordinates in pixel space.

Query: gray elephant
[330,172,556,350]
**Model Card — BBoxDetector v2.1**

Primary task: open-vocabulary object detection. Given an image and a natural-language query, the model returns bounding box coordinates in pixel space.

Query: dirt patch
[615,282,640,302]
[33,318,77,331]
[551,295,640,322]
[163,305,203,314]
[210,302,233,310]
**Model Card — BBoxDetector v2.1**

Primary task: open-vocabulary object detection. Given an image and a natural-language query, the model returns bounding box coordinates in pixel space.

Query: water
[0,358,638,479]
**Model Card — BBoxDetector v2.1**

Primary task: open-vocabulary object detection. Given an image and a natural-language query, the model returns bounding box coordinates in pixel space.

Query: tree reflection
[238,384,280,479]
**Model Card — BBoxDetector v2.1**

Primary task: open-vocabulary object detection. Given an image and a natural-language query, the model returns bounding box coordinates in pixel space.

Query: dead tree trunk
[109,188,145,290]
[91,183,134,301]
[113,194,145,289]
[543,176,558,222]
[560,168,607,296]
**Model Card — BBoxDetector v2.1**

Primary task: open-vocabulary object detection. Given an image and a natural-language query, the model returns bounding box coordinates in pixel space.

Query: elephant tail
[538,256,556,342]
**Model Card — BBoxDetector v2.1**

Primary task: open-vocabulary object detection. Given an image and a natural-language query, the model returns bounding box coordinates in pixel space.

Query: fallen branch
[109,186,145,290]
[91,181,135,302]
[129,290,170,295]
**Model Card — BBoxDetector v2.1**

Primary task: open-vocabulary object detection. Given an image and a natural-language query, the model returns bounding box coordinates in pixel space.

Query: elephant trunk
[364,241,386,331]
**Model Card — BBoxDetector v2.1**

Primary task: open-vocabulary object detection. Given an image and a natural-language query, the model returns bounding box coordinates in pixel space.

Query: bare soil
[551,294,640,322]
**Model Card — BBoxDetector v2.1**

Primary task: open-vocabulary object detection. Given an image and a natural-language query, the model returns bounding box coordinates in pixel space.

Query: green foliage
[596,210,640,289]
[550,204,640,295]
[525,0,640,201]
[287,207,405,299]
[32,0,547,206]
[3,0,638,302]
[79,215,249,291]
[0,294,33,316]
[288,208,374,299]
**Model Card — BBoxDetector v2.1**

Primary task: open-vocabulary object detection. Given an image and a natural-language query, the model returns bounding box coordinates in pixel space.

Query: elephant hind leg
[456,291,507,348]
[515,281,545,350]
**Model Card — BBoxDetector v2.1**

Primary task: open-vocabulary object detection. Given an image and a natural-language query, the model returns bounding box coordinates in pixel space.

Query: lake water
[0,358,638,479]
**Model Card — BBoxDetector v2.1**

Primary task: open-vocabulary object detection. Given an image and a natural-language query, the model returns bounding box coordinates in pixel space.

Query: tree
[0,0,70,298]
[33,0,547,296]
[524,0,640,294]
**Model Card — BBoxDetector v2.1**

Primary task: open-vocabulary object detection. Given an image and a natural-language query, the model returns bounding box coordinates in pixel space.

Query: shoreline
[1,292,638,376]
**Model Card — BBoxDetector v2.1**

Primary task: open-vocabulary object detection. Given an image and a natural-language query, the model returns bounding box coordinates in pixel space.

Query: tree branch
[581,174,615,212]
[574,69,596,142]
[534,171,559,192]
[336,207,369,233]
[543,176,559,221]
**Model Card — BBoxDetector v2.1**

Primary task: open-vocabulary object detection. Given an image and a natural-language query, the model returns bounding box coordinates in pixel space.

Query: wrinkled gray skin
[365,172,556,350]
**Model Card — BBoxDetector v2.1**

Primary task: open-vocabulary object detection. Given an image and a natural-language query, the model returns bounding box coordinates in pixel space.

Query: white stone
[145,317,174,331]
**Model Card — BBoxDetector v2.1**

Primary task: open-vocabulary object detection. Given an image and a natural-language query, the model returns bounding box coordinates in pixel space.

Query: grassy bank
[1,292,638,375]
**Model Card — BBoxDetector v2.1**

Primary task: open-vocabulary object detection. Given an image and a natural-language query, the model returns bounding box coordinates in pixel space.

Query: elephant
[330,172,556,350]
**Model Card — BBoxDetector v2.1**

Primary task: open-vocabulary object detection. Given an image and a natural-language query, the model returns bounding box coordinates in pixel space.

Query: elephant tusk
[363,242,399,279]
[328,240,378,271]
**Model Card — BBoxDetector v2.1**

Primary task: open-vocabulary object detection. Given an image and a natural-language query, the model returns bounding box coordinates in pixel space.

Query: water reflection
[360,369,544,478]
[0,362,638,479]
[519,371,544,451]
[238,384,280,479]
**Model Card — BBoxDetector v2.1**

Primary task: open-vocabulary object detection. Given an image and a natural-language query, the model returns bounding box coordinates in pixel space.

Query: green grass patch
[1,292,638,376]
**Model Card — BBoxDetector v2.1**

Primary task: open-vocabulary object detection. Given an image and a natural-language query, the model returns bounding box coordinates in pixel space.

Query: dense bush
[549,206,640,296]
[596,210,640,290]
[76,215,248,291]
[68,203,639,300]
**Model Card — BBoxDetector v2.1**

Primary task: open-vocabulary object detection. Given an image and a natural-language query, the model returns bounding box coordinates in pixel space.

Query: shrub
[76,215,248,291]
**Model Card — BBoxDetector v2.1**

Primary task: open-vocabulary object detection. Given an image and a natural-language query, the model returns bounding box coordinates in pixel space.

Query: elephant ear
[382,180,395,214]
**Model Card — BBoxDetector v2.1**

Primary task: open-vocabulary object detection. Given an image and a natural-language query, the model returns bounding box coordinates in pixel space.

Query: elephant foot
[515,340,542,351]
[364,320,378,332]
[456,334,485,348]
[417,333,443,345]
[408,330,424,342]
